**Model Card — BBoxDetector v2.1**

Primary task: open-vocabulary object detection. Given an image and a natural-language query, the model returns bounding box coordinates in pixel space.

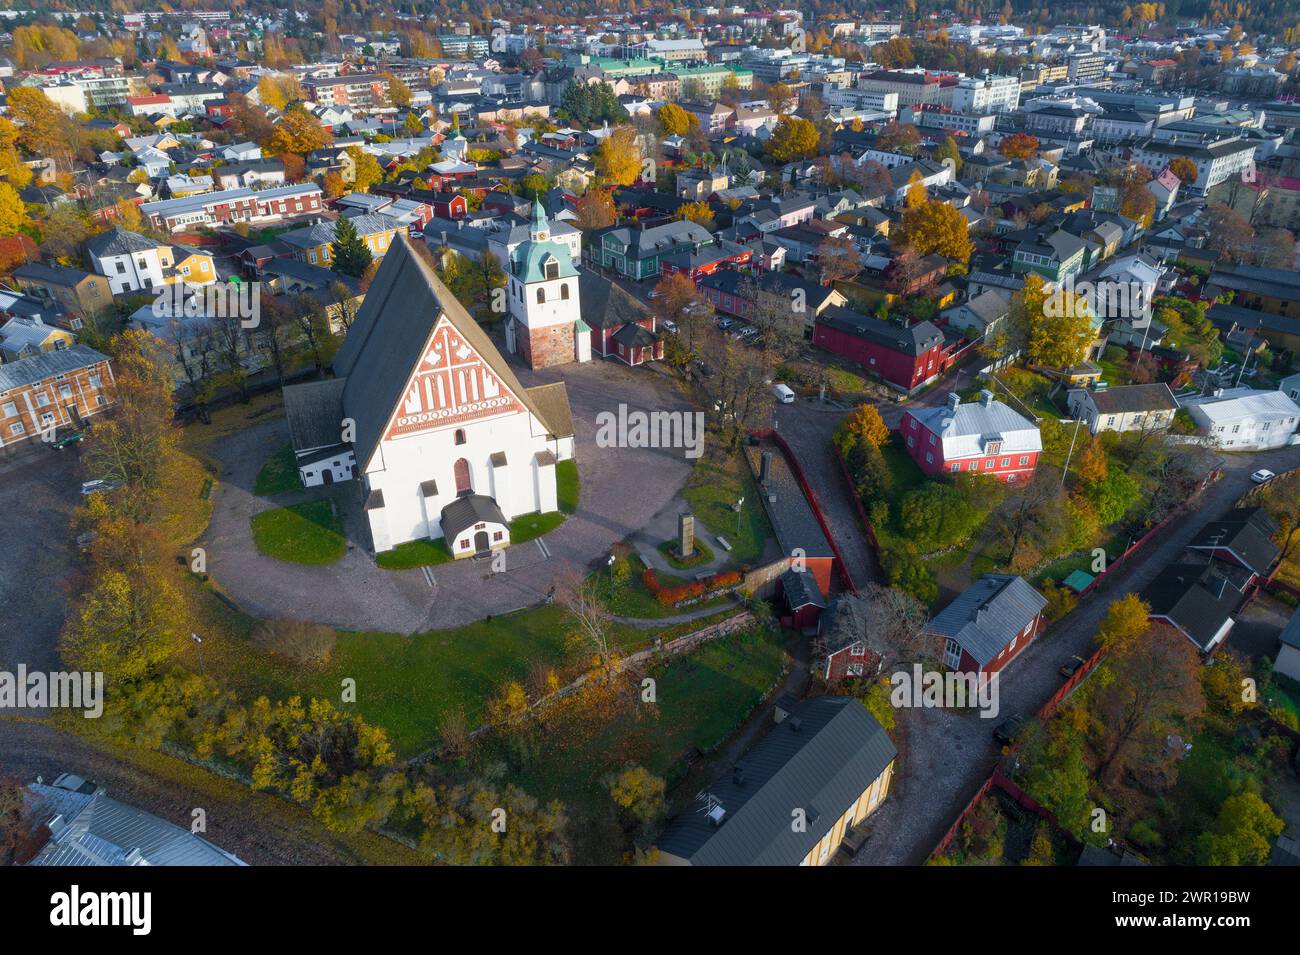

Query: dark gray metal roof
[781,568,826,610]
[440,493,507,541]
[85,226,157,258]
[655,697,895,866]
[927,574,1046,668]
[282,377,347,453]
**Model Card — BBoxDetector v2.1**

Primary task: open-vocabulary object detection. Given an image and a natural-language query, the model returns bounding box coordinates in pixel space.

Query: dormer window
[545,260,559,280]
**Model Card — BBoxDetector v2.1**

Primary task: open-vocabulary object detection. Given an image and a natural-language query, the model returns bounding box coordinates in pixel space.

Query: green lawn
[1270,672,1300,724]
[480,625,787,812]
[509,510,565,544]
[557,459,579,514]
[375,538,453,570]
[250,500,347,564]
[253,445,301,497]
[681,445,773,565]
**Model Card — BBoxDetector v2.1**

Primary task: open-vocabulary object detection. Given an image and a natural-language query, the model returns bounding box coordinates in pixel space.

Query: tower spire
[530,199,550,241]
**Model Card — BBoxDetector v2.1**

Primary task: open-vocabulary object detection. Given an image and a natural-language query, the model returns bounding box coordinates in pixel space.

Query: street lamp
[735,496,745,535]
[191,632,205,676]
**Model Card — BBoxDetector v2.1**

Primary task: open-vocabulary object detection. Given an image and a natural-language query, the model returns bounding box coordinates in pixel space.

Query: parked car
[662,319,679,334]
[1251,469,1275,484]
[51,431,85,449]
[993,714,1026,745]
[717,317,735,330]
[772,382,796,404]
[51,773,103,796]
[79,479,122,497]
[1059,655,1086,679]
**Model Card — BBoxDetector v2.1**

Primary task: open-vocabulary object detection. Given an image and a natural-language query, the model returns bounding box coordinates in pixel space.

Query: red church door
[454,458,471,495]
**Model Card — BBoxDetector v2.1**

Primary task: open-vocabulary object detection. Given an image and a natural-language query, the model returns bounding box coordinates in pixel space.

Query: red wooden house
[925,574,1047,680]
[580,271,664,366]
[899,390,1042,482]
[812,306,948,393]
[780,568,827,633]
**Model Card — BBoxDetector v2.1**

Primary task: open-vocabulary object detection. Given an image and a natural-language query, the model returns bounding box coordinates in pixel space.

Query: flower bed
[643,568,742,607]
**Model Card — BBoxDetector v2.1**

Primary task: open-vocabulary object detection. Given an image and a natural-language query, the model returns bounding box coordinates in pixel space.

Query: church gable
[384,314,528,442]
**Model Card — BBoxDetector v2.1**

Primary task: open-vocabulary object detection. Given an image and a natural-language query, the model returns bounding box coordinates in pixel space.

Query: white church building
[281,235,576,558]
[503,201,592,370]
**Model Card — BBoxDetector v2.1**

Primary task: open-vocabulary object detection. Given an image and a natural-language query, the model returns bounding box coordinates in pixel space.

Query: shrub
[1041,579,1078,622]
[251,618,338,668]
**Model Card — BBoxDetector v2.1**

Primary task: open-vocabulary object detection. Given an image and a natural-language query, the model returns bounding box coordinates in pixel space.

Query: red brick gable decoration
[385,315,526,440]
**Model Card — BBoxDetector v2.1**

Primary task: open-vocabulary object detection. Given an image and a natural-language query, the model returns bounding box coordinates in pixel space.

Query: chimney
[759,449,772,482]
[980,389,994,408]
[946,392,960,412]
[733,766,746,786]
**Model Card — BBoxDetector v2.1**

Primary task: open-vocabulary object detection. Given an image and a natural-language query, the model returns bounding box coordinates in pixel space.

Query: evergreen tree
[331,215,373,277]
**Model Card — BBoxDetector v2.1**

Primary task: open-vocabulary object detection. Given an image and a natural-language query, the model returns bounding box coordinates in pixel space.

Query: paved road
[0,721,395,865]
[854,444,1300,865]
[0,448,82,715]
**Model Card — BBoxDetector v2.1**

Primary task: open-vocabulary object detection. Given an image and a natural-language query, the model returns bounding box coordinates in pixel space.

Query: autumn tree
[595,125,641,187]
[0,182,31,237]
[402,781,569,865]
[82,329,177,504]
[384,73,413,108]
[1093,624,1204,787]
[1168,156,1198,186]
[934,135,963,176]
[265,106,332,157]
[1016,273,1094,370]
[656,102,696,136]
[896,197,973,263]
[765,82,795,115]
[677,200,715,230]
[1096,594,1151,654]
[555,569,620,684]
[1195,792,1284,866]
[346,146,383,193]
[6,86,76,167]
[876,120,920,156]
[766,116,820,163]
[1075,437,1108,484]
[605,764,666,831]
[816,233,862,283]
[999,132,1039,161]
[60,499,185,682]
[834,404,890,456]
[573,187,616,230]
[1201,202,1255,263]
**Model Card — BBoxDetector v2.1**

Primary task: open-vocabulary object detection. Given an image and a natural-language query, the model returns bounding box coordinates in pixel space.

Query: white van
[772,383,796,404]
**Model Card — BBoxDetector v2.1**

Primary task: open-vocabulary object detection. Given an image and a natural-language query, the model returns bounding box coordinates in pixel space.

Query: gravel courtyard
[202,358,701,632]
